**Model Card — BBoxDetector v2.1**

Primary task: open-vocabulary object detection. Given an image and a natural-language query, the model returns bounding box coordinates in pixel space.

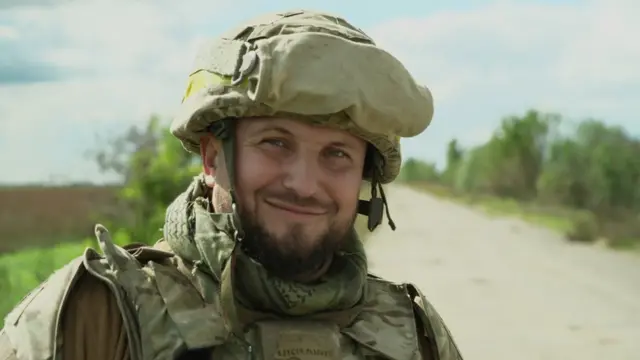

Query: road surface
[365,185,640,360]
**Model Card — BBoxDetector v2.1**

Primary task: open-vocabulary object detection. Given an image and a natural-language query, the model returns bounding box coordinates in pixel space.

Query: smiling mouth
[264,199,328,216]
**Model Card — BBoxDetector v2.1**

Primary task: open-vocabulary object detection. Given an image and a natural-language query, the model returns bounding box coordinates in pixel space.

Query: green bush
[398,158,440,183]
[598,214,640,249]
[565,212,599,243]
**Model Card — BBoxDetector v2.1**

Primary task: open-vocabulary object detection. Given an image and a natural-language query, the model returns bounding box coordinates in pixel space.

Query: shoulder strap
[2,256,86,360]
[406,283,464,360]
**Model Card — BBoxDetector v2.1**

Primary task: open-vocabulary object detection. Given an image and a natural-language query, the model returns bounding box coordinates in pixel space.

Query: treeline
[398,109,640,247]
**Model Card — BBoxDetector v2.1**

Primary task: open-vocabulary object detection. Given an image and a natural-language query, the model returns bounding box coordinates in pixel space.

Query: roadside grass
[407,182,575,231]
[404,181,640,253]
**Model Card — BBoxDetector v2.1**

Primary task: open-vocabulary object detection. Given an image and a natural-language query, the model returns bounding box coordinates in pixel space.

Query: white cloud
[0,0,243,131]
[0,0,245,184]
[0,25,19,39]
[6,0,233,75]
[368,0,639,111]
[364,0,640,165]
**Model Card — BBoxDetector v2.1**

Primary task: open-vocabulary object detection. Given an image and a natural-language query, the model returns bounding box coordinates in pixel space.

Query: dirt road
[365,185,640,360]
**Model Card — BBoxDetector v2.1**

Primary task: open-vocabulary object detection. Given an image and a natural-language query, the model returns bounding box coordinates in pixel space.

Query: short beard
[238,208,354,282]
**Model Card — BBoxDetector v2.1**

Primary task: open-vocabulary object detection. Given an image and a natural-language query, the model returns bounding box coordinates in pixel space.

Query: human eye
[261,138,287,148]
[326,147,351,160]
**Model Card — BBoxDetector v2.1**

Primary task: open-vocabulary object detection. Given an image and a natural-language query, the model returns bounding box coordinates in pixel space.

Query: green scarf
[163,174,368,331]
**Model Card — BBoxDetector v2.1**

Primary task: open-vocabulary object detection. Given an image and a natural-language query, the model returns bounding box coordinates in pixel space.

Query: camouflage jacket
[0,239,463,360]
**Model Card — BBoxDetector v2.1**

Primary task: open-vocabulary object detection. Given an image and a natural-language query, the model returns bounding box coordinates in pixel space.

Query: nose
[282,155,321,199]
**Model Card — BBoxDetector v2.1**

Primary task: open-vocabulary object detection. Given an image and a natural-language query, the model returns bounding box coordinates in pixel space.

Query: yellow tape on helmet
[181,70,233,103]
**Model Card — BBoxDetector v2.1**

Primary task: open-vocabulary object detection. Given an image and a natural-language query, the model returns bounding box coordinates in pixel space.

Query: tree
[538,119,640,214]
[454,109,559,199]
[91,115,200,243]
[441,139,463,185]
[399,158,440,182]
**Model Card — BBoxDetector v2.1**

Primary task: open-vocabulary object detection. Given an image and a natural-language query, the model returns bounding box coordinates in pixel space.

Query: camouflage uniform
[0,10,464,360]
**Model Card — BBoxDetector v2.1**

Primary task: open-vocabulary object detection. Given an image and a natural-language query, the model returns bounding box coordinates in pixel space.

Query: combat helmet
[170,9,434,238]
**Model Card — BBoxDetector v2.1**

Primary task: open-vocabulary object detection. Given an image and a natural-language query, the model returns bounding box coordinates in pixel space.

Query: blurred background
[1,0,639,349]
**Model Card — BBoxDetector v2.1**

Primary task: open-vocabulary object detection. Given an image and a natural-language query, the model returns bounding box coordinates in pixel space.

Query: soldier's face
[201,117,367,281]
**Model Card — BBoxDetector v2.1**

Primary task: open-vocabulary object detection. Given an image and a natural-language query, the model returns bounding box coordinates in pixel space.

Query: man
[0,10,463,360]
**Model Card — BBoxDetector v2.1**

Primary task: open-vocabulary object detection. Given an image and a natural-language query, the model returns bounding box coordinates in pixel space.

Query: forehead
[238,117,366,146]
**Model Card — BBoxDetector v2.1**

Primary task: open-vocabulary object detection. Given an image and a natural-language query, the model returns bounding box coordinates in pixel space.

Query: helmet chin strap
[208,118,245,242]
[208,118,396,241]
[357,151,396,232]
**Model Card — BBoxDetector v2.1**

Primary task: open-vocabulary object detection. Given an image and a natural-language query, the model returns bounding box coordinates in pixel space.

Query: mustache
[262,190,336,211]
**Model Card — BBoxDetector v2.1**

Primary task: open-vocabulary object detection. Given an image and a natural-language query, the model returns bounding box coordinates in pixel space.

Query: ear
[200,134,220,188]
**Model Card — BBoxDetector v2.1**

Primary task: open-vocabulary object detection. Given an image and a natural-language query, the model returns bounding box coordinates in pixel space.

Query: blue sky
[0,0,638,184]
